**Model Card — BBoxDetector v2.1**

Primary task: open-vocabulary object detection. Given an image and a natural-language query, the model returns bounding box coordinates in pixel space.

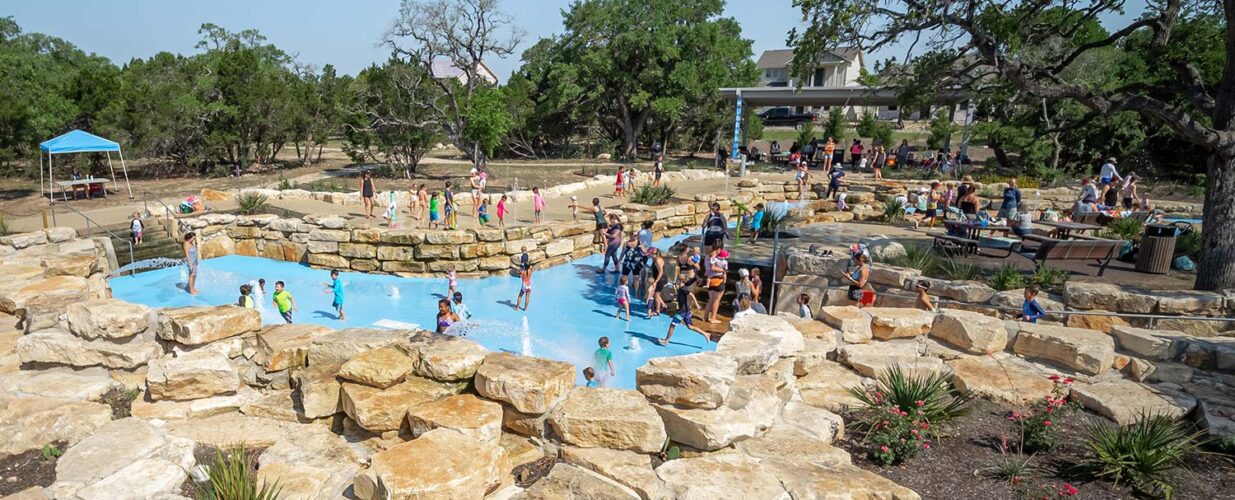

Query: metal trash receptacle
[1137,224,1177,274]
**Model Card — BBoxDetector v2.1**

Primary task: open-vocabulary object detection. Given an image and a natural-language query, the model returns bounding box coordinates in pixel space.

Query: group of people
[1073,158,1147,215]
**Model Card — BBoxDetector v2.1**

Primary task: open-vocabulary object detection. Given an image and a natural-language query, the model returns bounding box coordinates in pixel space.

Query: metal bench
[1025,238,1124,276]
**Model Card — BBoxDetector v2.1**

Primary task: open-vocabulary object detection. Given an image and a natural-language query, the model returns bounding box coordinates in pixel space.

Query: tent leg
[118,150,133,199]
[106,151,117,197]
[39,153,44,200]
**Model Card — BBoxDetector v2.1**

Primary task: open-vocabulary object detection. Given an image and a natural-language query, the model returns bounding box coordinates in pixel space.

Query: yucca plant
[193,445,282,500]
[630,184,676,205]
[1082,413,1207,499]
[760,204,793,235]
[849,364,974,427]
[989,264,1026,291]
[236,192,270,216]
[1102,216,1144,242]
[936,258,979,281]
[881,200,906,223]
[1031,264,1069,289]
[890,244,939,274]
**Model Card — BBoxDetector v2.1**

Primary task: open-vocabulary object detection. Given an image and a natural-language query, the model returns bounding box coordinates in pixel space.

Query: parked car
[757,107,818,129]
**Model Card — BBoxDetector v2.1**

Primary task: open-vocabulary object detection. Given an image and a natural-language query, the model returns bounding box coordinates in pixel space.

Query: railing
[142,192,183,240]
[0,206,53,233]
[48,202,134,268]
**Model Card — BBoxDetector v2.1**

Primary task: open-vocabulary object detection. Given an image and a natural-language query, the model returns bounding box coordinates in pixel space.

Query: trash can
[1137,224,1177,274]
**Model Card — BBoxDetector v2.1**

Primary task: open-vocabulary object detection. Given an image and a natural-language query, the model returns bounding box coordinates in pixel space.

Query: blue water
[109,234,713,389]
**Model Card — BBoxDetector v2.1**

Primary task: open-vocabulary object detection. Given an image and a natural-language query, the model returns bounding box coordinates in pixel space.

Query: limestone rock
[1013,323,1115,375]
[157,305,260,346]
[653,373,785,451]
[715,329,780,375]
[17,329,162,369]
[0,275,90,315]
[1110,325,1183,361]
[947,356,1055,405]
[341,376,464,432]
[256,323,330,371]
[502,406,548,438]
[793,337,835,377]
[845,354,948,379]
[0,396,112,456]
[239,390,302,422]
[500,434,544,468]
[475,352,575,414]
[406,336,488,381]
[733,428,850,470]
[296,365,342,419]
[797,361,865,412]
[130,386,263,420]
[146,349,241,401]
[1070,380,1198,425]
[655,454,790,500]
[518,463,640,499]
[338,346,414,389]
[560,446,662,500]
[53,418,191,493]
[548,388,667,454]
[39,252,99,278]
[406,394,503,444]
[772,463,921,500]
[821,306,872,343]
[0,366,118,401]
[635,352,736,409]
[1064,281,1157,313]
[929,280,996,303]
[779,400,845,443]
[163,412,294,448]
[727,313,805,355]
[1065,314,1130,333]
[353,428,508,500]
[931,309,1009,354]
[65,299,152,340]
[867,307,935,340]
[257,425,363,500]
[306,328,408,370]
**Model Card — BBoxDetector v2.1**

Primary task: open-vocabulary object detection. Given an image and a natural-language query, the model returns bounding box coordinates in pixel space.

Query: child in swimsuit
[447,265,458,297]
[615,276,631,320]
[515,266,532,311]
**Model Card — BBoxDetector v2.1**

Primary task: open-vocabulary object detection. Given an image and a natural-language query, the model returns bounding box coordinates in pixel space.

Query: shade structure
[39,129,132,200]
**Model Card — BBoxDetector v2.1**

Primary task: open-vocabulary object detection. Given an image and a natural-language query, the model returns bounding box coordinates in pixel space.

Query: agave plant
[989,263,1026,291]
[881,200,906,223]
[630,184,676,205]
[761,203,793,235]
[1082,413,1207,499]
[890,244,938,274]
[236,192,270,216]
[193,445,282,500]
[1103,216,1145,242]
[849,364,974,427]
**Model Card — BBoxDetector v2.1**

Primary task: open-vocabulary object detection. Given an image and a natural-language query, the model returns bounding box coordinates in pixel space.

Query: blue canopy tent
[39,130,133,200]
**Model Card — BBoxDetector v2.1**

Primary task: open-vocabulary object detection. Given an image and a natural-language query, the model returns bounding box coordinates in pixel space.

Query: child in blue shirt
[583,367,598,387]
[1021,285,1046,323]
[749,203,765,241]
[323,270,345,321]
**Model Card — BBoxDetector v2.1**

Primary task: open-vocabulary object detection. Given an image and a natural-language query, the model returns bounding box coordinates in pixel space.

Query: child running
[323,270,345,321]
[237,284,254,309]
[515,265,532,311]
[615,276,632,320]
[533,187,546,224]
[272,281,297,324]
[1021,285,1047,323]
[592,337,616,387]
[659,271,711,345]
[496,194,509,228]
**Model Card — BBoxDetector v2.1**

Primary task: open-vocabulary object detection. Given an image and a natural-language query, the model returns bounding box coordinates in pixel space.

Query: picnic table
[1037,220,1102,240]
[935,220,1021,257]
[55,179,109,201]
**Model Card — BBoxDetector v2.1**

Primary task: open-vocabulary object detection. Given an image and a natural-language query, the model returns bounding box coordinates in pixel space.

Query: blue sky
[7,0,1145,81]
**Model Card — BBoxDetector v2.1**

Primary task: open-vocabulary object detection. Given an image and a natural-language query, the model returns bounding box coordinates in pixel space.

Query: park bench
[930,232,978,256]
[1023,238,1123,276]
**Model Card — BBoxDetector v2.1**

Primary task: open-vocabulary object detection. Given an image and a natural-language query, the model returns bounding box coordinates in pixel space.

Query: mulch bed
[0,442,62,496]
[99,387,139,419]
[837,399,1235,499]
[513,457,558,488]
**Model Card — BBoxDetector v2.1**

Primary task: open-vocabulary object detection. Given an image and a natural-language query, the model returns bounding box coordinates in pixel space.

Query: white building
[430,60,498,85]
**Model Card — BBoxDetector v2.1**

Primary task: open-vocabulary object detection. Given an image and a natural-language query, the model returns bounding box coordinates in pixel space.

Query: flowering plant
[1008,375,1078,452]
[860,390,932,465]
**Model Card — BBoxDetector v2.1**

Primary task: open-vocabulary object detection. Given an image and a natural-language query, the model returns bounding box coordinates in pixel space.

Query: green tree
[462,86,513,159]
[787,0,1235,291]
[343,60,439,175]
[926,110,957,150]
[822,107,845,143]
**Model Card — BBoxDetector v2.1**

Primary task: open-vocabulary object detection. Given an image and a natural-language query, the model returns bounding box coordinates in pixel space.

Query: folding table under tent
[39,129,133,200]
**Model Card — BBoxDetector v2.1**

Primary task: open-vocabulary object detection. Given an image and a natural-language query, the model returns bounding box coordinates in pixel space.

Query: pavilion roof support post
[39,152,44,201]
[944,104,957,152]
[117,149,132,199]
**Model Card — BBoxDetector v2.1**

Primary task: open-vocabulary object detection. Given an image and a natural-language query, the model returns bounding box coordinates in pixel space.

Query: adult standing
[701,202,728,249]
[896,139,911,168]
[359,171,376,219]
[588,198,607,253]
[843,252,872,308]
[602,214,624,273]
[646,248,666,317]
[469,168,484,218]
[653,155,666,186]
[703,245,729,323]
[1099,157,1122,185]
[849,139,864,169]
[998,178,1022,219]
[183,232,199,295]
[872,145,886,180]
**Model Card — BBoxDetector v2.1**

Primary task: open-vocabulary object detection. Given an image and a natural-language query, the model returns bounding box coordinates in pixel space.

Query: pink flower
[922,442,931,449]
[1061,484,1078,496]
[911,429,919,436]
[1063,377,1075,384]
[1048,374,1061,382]
[1043,420,1053,427]
[915,399,925,406]
[880,445,889,452]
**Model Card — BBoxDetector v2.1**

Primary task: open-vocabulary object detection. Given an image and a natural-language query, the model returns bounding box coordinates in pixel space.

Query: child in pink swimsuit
[532,187,545,224]
[497,194,509,228]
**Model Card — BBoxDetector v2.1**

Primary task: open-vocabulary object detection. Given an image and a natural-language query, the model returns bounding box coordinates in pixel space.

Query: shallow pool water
[109,234,713,389]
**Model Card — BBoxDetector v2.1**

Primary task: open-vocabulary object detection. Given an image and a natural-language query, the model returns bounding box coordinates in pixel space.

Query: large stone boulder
[0,396,113,457]
[406,336,488,381]
[821,306,872,343]
[146,349,241,401]
[1110,325,1184,361]
[635,352,736,409]
[1064,281,1158,313]
[340,377,465,432]
[715,329,781,375]
[519,463,641,499]
[797,360,866,412]
[1070,380,1198,425]
[931,309,1009,354]
[548,387,667,454]
[296,365,343,419]
[406,394,503,444]
[560,446,662,500]
[0,366,119,401]
[475,352,575,415]
[1013,323,1116,375]
[792,337,836,377]
[0,275,90,315]
[40,252,99,278]
[17,329,162,369]
[733,428,851,470]
[779,401,845,444]
[257,426,363,500]
[338,346,414,389]
[655,454,790,499]
[845,353,948,379]
[727,313,805,355]
[157,305,260,346]
[861,236,908,262]
[866,307,934,340]
[50,417,195,499]
[352,428,508,500]
[947,356,1055,405]
[130,386,263,421]
[928,279,997,303]
[65,299,152,340]
[256,323,330,371]
[653,372,785,451]
[306,328,408,370]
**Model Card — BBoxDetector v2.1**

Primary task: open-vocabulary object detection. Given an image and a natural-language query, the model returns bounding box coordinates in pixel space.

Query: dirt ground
[839,398,1235,500]
[0,443,60,496]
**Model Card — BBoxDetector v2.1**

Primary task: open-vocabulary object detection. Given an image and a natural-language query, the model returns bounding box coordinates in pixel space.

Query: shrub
[1006,376,1079,453]
[973,174,1042,189]
[849,364,974,427]
[881,200,905,223]
[796,121,816,145]
[936,258,979,281]
[990,264,1026,291]
[890,245,938,274]
[857,394,932,465]
[979,434,1047,485]
[926,109,958,150]
[856,111,878,138]
[822,107,845,142]
[1031,264,1069,289]
[1082,413,1207,499]
[236,193,270,216]
[193,445,282,500]
[1102,216,1144,242]
[276,176,293,190]
[630,184,676,206]
[1176,231,1201,260]
[760,204,793,234]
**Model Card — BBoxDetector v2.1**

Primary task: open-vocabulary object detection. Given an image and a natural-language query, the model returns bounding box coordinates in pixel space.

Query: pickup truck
[757,107,817,128]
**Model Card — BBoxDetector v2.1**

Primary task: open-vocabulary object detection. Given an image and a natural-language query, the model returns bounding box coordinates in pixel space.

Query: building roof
[430,60,497,83]
[755,48,861,69]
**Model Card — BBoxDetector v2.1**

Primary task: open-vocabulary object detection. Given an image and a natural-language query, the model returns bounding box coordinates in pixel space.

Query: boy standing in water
[237,284,254,309]
[452,291,472,321]
[514,264,532,311]
[592,337,616,387]
[272,281,297,324]
[323,270,345,321]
